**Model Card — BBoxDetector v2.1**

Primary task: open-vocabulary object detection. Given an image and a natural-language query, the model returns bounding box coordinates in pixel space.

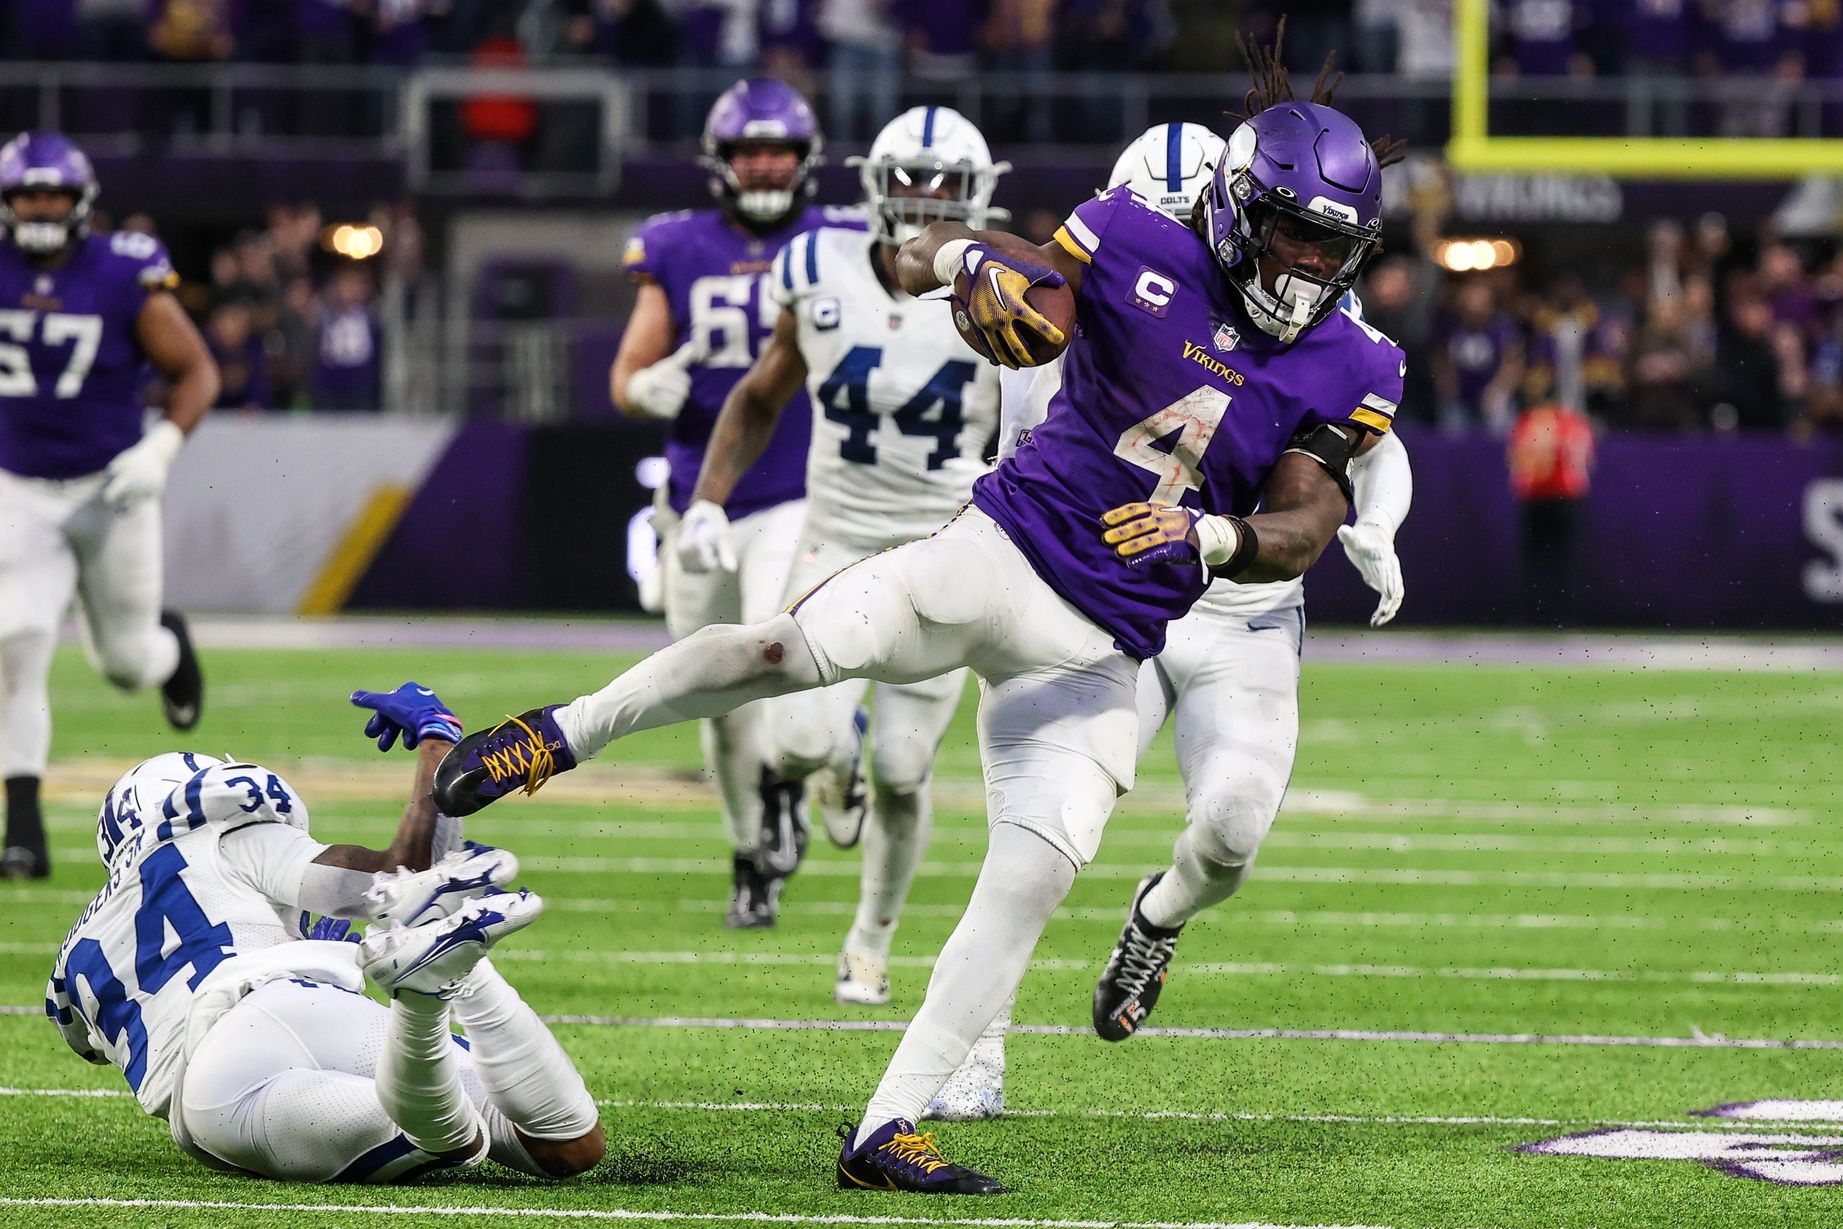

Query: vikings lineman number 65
[1113,386,1229,505]
[688,273,778,369]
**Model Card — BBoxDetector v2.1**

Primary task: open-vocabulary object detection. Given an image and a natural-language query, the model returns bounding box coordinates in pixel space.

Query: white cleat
[923,1039,1006,1122]
[366,843,520,926]
[361,889,543,998]
[835,947,890,1006]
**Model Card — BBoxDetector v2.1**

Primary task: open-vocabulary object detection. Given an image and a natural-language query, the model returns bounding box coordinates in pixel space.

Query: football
[951,231,1077,367]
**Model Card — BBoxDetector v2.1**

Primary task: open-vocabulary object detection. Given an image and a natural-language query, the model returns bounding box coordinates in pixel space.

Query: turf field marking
[8,1084,1838,1137]
[533,1014,1843,1051]
[543,896,1843,936]
[13,885,1843,935]
[491,854,1843,893]
[0,1197,1390,1229]
[3,1001,1838,1048]
[7,940,1836,986]
[496,949,1843,987]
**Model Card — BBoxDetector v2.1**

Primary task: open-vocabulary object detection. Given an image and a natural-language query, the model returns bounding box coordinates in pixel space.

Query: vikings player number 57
[0,131,218,882]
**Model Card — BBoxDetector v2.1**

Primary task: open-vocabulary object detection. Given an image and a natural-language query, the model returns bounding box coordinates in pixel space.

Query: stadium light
[327,223,384,260]
[1435,237,1521,272]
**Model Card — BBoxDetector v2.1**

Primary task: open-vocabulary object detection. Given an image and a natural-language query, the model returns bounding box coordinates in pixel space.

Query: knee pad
[1188,769,1285,870]
[0,620,55,665]
[768,713,834,780]
[870,737,933,797]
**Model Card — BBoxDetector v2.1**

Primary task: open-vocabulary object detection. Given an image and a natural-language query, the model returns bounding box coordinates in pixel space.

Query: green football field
[3,631,1842,1229]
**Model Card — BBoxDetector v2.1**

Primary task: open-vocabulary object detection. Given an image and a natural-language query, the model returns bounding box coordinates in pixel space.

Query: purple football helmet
[1201,102,1382,343]
[0,132,98,256]
[699,78,822,226]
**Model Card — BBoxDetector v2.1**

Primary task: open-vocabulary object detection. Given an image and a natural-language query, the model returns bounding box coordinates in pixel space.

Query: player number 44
[0,309,103,399]
[1113,386,1230,505]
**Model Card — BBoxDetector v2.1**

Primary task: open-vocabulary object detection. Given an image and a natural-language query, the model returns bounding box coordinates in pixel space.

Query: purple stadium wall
[344,422,1843,630]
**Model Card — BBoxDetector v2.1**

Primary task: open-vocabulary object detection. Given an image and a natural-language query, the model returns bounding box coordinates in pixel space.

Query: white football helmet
[1108,122,1227,222]
[96,752,226,866]
[850,106,1011,246]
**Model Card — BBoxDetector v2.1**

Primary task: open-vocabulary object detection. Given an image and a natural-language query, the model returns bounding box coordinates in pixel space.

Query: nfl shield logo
[1212,322,1239,352]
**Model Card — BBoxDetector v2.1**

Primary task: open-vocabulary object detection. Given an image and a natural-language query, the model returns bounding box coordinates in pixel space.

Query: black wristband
[1219,514,1259,579]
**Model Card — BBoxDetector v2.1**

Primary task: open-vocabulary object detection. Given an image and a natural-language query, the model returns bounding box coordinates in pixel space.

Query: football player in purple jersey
[432,59,1406,1193]
[609,78,863,929]
[0,133,218,881]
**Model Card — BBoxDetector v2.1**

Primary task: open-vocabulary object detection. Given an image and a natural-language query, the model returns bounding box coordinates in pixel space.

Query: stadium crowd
[1369,209,1843,438]
[100,200,417,413]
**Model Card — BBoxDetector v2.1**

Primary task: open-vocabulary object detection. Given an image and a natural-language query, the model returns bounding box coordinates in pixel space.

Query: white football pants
[0,469,179,778]
[555,506,1140,1127]
[172,974,591,1183]
[656,497,805,854]
[769,530,969,961]
[1136,603,1303,925]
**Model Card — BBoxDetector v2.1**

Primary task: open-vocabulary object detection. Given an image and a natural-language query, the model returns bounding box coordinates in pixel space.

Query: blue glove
[350,681,463,752]
[302,913,360,943]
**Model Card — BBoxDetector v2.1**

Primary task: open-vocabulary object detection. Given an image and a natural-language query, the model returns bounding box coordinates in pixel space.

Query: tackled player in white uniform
[688,105,1003,1008]
[46,682,603,1182]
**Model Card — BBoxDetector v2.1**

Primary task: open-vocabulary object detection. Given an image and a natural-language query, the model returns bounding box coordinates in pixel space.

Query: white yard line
[8,1085,1841,1136]
[12,887,1843,936]
[0,1199,1390,1229]
[2,1002,1838,1049]
[5,939,1835,986]
[494,856,1843,893]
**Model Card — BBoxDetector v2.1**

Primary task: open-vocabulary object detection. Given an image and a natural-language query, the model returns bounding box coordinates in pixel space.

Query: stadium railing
[8,62,1843,176]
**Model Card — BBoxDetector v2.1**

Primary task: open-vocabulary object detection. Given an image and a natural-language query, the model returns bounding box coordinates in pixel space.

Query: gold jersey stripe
[1052,226,1094,264]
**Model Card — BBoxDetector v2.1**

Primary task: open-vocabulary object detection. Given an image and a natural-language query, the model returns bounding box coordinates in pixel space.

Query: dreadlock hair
[1234,16,1407,170]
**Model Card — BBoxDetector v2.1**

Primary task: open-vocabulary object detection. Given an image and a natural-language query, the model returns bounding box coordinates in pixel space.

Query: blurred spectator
[1523,273,1598,414]
[984,0,1056,143]
[462,35,542,176]
[1493,0,1593,77]
[821,0,901,141]
[598,0,680,66]
[1359,253,1442,419]
[1434,279,1524,432]
[1616,0,1693,131]
[1624,292,1710,431]
[1350,0,1400,71]
[207,301,270,411]
[1695,0,1804,136]
[1507,398,1595,625]
[314,265,384,411]
[147,0,234,135]
[1243,1,1349,76]
[1713,293,1798,431]
[903,0,991,96]
[76,0,145,61]
[273,276,322,410]
[759,0,826,96]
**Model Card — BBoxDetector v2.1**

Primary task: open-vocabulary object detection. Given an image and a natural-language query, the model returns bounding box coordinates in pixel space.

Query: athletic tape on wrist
[932,238,975,286]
